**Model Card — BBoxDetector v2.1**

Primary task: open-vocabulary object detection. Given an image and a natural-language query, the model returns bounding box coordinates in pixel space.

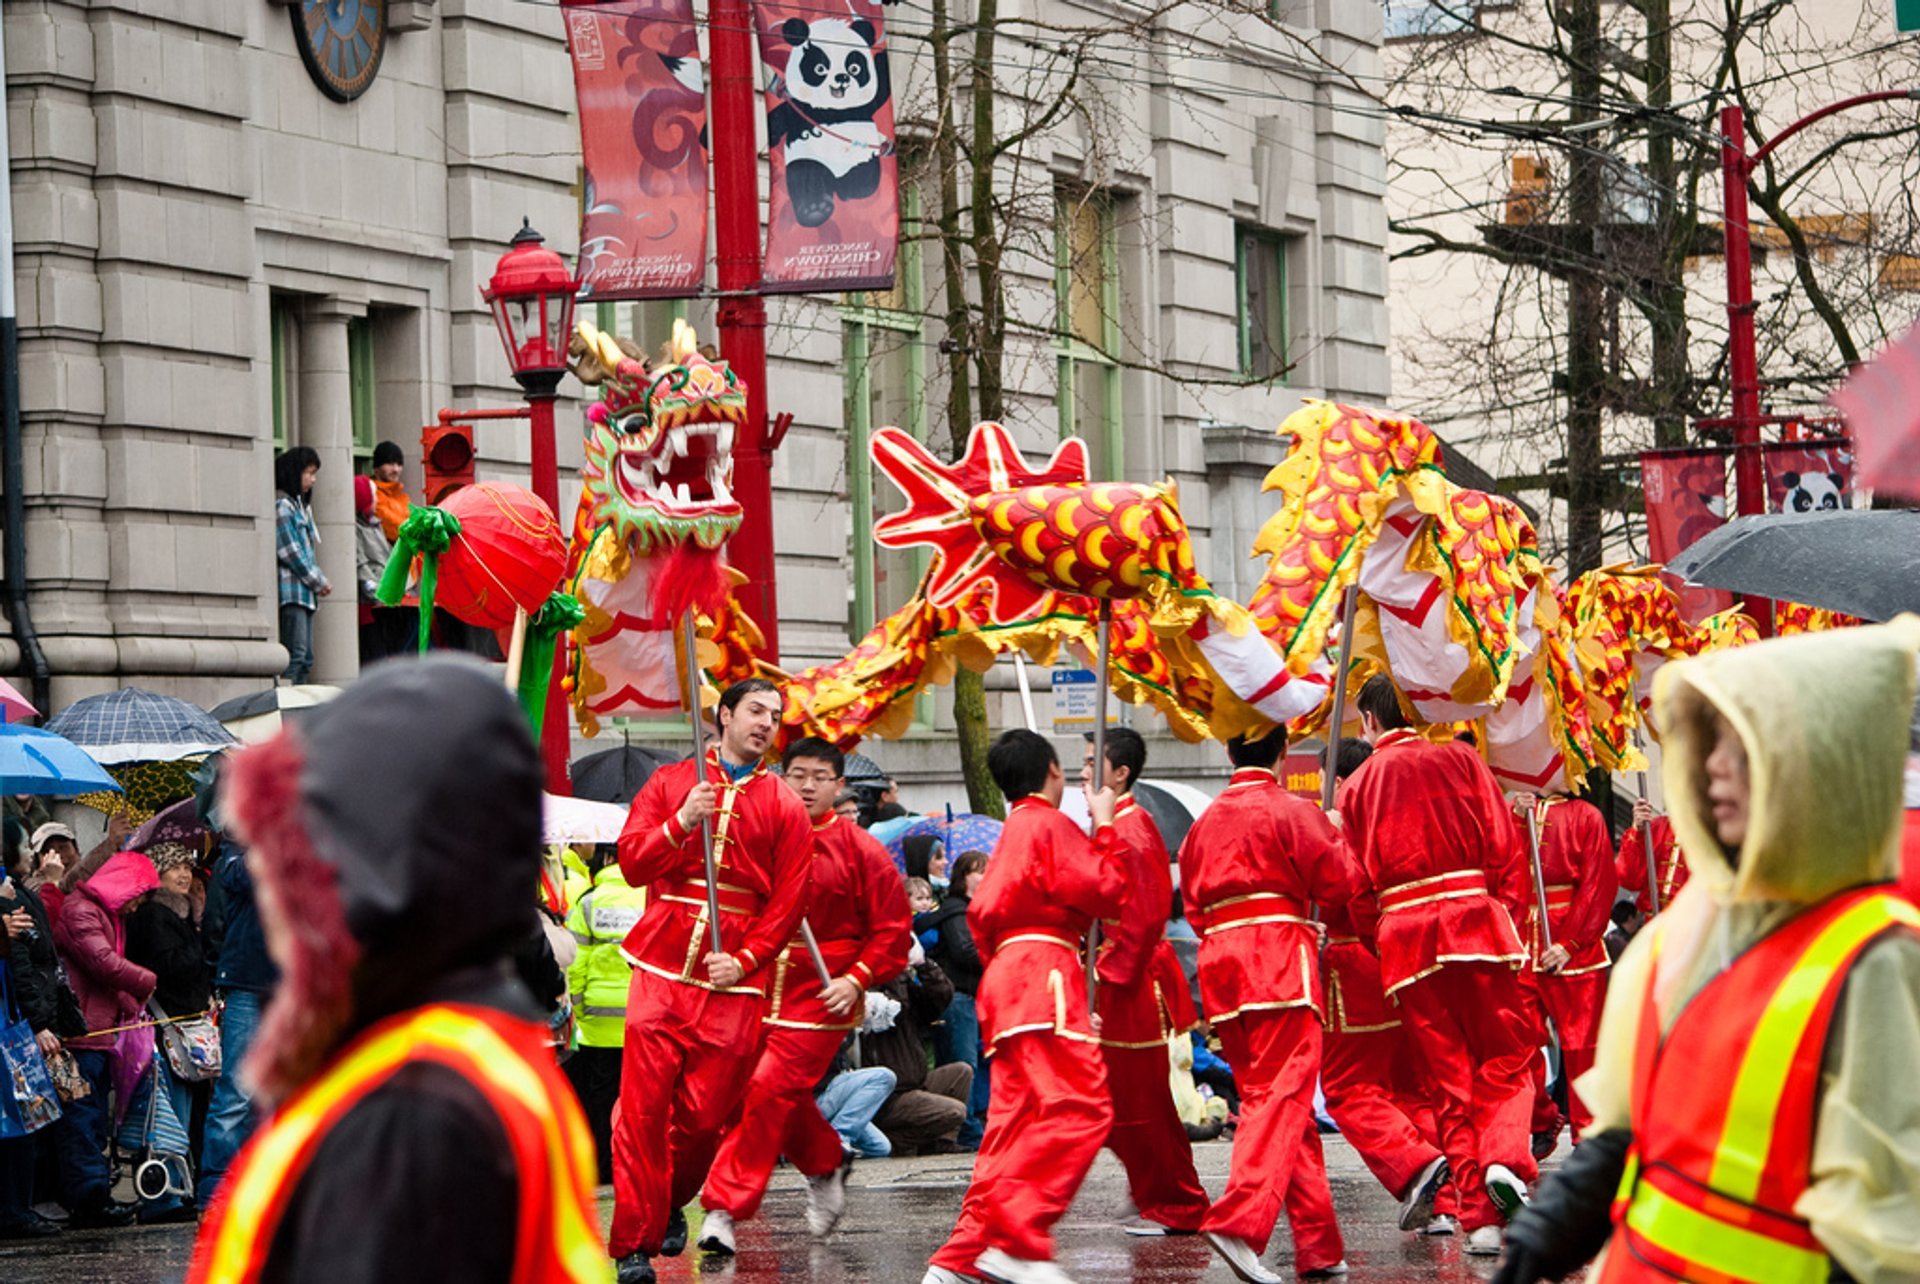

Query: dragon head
[572,318,746,555]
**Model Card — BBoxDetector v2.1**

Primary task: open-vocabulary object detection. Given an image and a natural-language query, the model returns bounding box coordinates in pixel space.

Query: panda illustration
[768,17,890,229]
[1779,470,1846,513]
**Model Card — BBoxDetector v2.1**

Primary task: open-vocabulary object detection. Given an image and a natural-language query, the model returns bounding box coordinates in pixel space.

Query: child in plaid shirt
[274,447,330,682]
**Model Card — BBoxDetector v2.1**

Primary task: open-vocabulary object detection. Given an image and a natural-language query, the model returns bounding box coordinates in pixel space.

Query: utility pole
[1564,0,1606,575]
[708,0,780,661]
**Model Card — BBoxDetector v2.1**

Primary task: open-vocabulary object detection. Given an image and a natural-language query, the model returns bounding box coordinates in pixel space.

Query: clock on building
[291,0,387,102]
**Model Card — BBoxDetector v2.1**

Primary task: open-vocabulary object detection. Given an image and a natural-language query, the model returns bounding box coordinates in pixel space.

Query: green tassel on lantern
[376,506,463,654]
[517,590,587,738]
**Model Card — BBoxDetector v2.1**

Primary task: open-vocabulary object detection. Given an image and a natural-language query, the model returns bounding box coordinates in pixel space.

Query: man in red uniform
[1180,730,1359,1284]
[1510,791,1616,1142]
[1338,675,1536,1258]
[608,678,813,1284]
[924,729,1126,1284]
[1319,737,1453,1237]
[1615,797,1686,916]
[1077,728,1211,1238]
[699,737,913,1253]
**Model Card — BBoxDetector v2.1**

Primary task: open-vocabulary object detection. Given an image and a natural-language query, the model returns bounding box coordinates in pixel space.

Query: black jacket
[127,892,213,1016]
[203,839,278,996]
[918,899,982,996]
[858,960,954,1094]
[1,878,84,1038]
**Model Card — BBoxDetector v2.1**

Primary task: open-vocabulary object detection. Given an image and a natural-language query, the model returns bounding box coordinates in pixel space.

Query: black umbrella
[841,751,889,787]
[1133,781,1200,856]
[1670,510,1920,622]
[570,744,681,805]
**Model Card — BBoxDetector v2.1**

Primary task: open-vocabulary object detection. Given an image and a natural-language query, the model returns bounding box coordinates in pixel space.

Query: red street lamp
[1713,91,1919,635]
[480,218,579,793]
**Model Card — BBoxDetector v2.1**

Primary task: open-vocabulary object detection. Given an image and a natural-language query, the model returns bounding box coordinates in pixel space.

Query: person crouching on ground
[187,657,607,1284]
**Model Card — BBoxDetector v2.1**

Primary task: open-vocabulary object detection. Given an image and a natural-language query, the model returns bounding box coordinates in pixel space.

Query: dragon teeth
[717,423,735,457]
[669,426,689,458]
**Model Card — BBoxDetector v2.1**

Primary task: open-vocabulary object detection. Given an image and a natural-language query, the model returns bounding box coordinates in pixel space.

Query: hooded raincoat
[1579,618,1920,1283]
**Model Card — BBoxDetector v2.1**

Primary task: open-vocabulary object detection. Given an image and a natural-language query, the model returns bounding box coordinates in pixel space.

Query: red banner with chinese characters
[563,0,708,298]
[752,0,899,293]
[1641,448,1734,622]
[1762,439,1854,513]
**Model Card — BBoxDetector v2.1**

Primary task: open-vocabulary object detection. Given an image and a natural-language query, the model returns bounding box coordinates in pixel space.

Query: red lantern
[434,482,568,631]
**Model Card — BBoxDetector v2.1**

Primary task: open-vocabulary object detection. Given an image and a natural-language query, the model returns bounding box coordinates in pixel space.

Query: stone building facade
[2,0,1389,794]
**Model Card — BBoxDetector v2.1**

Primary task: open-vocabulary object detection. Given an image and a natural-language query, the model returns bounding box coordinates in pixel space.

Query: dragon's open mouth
[614,420,742,533]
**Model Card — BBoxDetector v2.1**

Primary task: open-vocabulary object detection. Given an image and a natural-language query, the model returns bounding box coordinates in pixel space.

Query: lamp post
[1714,91,1918,635]
[481,219,578,794]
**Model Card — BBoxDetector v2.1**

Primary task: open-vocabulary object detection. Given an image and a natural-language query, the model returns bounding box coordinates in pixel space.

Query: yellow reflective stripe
[203,1009,605,1284]
[1611,1149,1640,1212]
[1711,895,1920,1200]
[1625,1183,1827,1284]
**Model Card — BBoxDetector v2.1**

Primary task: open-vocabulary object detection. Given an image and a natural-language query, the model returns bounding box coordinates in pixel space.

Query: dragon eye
[622,417,662,453]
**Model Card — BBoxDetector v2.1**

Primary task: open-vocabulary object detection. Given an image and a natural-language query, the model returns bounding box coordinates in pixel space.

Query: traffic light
[420,423,475,502]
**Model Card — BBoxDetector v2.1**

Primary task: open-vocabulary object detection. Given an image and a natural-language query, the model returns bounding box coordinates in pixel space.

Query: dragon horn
[595,330,627,373]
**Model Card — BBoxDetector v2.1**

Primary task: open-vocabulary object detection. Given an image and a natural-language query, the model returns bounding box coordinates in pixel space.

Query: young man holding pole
[1509,791,1617,1144]
[1615,797,1686,916]
[1178,730,1362,1284]
[1337,675,1537,1259]
[607,678,813,1284]
[924,729,1126,1284]
[1078,727,1212,1239]
[699,736,913,1253]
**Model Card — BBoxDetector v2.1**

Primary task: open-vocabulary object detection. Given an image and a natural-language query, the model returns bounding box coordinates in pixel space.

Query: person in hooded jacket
[50,849,194,1224]
[186,656,607,1284]
[1494,618,1920,1284]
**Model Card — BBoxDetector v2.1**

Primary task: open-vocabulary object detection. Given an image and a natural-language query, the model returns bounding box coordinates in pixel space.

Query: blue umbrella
[0,722,122,796]
[885,809,1004,862]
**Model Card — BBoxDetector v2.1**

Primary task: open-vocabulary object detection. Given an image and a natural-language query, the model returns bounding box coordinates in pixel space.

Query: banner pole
[1632,723,1663,915]
[1086,599,1113,1019]
[1012,652,1040,732]
[681,613,723,954]
[1320,581,1361,812]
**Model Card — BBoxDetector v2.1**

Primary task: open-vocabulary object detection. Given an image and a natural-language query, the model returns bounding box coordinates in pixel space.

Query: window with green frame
[1055,191,1122,478]
[1236,225,1289,383]
[844,185,926,641]
[347,315,375,470]
[269,296,297,451]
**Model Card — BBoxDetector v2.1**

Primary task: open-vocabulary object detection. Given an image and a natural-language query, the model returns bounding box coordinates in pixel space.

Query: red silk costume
[929,795,1127,1274]
[1319,883,1445,1204]
[1094,794,1210,1232]
[1616,813,1687,916]
[1177,766,1360,1271]
[703,812,912,1220]
[608,752,812,1259]
[1339,730,1536,1232]
[1515,796,1615,1135]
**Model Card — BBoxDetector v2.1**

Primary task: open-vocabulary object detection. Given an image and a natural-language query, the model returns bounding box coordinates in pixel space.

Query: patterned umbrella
[208,684,341,745]
[884,810,1004,862]
[76,758,208,824]
[45,688,237,765]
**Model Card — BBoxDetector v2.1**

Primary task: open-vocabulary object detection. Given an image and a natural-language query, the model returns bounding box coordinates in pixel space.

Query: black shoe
[68,1200,137,1230]
[0,1212,61,1239]
[615,1251,657,1284]
[138,1201,200,1226]
[661,1206,688,1257]
[1531,1128,1558,1161]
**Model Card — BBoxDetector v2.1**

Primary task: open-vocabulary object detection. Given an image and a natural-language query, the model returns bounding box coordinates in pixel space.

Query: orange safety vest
[1598,887,1920,1284]
[189,1003,610,1284]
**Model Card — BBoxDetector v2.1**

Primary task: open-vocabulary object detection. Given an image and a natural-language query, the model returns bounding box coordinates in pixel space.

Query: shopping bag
[0,964,61,1137]
[152,1001,221,1083]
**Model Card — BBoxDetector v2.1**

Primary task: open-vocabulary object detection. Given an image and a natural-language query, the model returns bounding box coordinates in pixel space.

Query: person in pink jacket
[50,850,193,1224]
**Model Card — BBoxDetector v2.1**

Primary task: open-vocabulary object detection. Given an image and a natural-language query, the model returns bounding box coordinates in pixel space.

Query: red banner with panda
[1641,447,1734,623]
[563,0,708,299]
[752,0,899,293]
[1762,439,1854,514]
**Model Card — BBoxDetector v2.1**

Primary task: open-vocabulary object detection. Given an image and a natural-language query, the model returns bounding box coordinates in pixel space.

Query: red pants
[702,1025,848,1220]
[1101,1043,1210,1231]
[1320,1024,1444,1200]
[929,1031,1112,1271]
[1202,1007,1344,1272]
[1533,969,1605,1136]
[609,969,764,1258]
[1396,963,1539,1232]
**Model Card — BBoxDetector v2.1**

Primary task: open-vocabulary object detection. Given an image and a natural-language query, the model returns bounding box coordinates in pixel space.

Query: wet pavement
[1,1134,1571,1281]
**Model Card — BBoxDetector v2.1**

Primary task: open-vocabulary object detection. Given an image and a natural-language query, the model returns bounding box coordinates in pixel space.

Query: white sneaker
[921,1269,981,1284]
[696,1207,735,1255]
[974,1247,1079,1284]
[1120,1217,1172,1237]
[1300,1263,1350,1280]
[1465,1224,1503,1256]
[1485,1163,1531,1221]
[1423,1214,1458,1236]
[1202,1232,1284,1284]
[1397,1154,1449,1232]
[805,1152,852,1238]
